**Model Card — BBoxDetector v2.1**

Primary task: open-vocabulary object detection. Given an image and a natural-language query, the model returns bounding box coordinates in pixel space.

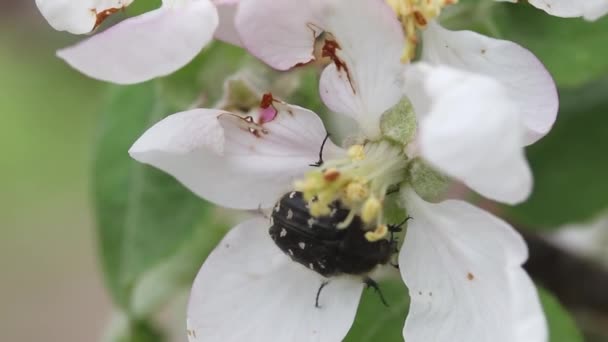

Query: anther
[323,168,341,182]
[365,224,389,242]
[361,196,382,223]
[344,181,369,203]
[347,145,366,161]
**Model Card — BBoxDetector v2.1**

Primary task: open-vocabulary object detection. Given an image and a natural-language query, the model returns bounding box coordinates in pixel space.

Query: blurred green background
[0,2,109,341]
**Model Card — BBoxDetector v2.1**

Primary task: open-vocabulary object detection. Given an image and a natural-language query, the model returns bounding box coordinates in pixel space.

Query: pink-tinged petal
[235,0,318,70]
[129,104,342,210]
[527,0,608,20]
[56,0,218,84]
[494,0,608,20]
[405,64,532,205]
[317,0,405,137]
[213,0,242,46]
[400,191,547,342]
[236,0,405,137]
[187,217,363,342]
[422,22,558,145]
[36,0,134,34]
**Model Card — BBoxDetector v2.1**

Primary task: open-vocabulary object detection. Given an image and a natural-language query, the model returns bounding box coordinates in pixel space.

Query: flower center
[294,140,408,242]
[387,0,456,61]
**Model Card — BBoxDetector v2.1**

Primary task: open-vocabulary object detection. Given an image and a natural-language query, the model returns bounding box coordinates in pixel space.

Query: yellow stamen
[294,141,407,232]
[309,199,331,217]
[348,144,366,161]
[365,225,389,242]
[323,168,341,182]
[344,181,369,204]
[387,0,457,62]
[361,196,382,224]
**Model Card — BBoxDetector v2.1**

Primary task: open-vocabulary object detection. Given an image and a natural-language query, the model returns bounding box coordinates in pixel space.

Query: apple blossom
[35,0,240,84]
[129,3,552,342]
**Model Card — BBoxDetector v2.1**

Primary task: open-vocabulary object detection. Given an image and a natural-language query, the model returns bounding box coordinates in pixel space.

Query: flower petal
[422,22,558,145]
[400,191,547,342]
[36,0,134,34]
[129,105,342,210]
[187,217,363,342]
[213,0,242,46]
[406,64,532,204]
[236,0,405,137]
[522,0,608,21]
[56,0,218,84]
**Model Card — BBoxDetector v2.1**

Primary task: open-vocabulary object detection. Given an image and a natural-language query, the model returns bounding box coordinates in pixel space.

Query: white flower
[130,1,551,341]
[497,0,608,21]
[35,0,241,84]
[236,0,558,202]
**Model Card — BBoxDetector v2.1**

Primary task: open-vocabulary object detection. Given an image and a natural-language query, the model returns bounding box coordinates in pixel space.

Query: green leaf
[160,41,250,109]
[507,78,608,228]
[104,313,165,342]
[491,4,608,87]
[93,82,211,310]
[130,220,228,318]
[539,288,585,342]
[93,41,248,314]
[344,278,409,342]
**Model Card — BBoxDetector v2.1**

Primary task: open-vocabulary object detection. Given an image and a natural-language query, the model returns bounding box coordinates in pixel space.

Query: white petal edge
[317,0,405,138]
[517,0,608,21]
[187,217,364,342]
[400,190,547,342]
[405,63,533,205]
[36,0,134,34]
[235,0,318,70]
[213,0,242,46]
[57,0,219,84]
[236,0,405,138]
[422,22,558,145]
[129,105,342,210]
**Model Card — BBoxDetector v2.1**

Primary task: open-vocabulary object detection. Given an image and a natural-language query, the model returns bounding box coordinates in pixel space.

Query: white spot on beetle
[307,217,316,228]
[308,263,314,269]
[299,242,306,249]
[274,203,281,212]
[287,209,294,220]
[280,228,287,237]
[289,191,297,199]
[288,249,294,256]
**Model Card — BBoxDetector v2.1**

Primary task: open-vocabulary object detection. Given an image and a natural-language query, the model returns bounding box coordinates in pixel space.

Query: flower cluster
[35,0,607,341]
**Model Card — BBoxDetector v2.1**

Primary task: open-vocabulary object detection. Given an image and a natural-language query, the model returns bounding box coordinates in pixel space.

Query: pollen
[294,175,324,194]
[344,180,369,204]
[387,0,456,62]
[365,224,389,242]
[361,196,382,224]
[294,140,407,230]
[348,144,366,161]
[323,168,341,182]
[310,199,332,217]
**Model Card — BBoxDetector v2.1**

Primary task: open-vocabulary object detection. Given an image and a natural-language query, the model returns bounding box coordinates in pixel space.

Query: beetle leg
[315,280,330,308]
[364,276,389,307]
[310,133,330,167]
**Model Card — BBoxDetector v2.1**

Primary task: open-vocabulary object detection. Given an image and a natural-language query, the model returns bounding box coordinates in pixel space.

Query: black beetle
[269,191,403,307]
